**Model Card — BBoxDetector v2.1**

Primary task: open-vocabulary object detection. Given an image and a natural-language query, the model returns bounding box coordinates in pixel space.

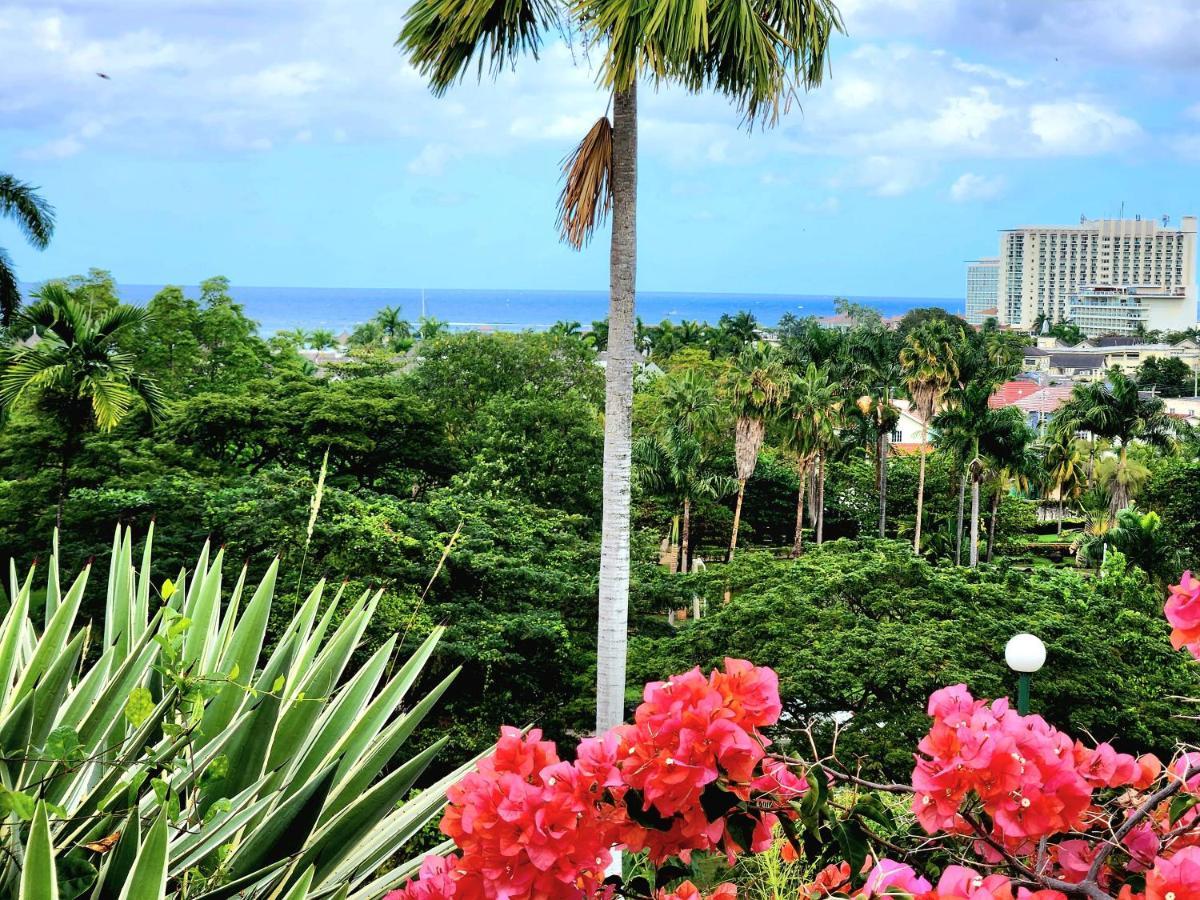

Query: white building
[965,257,999,325]
[997,215,1197,332]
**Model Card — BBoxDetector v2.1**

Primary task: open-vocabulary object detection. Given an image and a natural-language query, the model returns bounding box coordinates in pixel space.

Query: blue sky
[2,0,1199,299]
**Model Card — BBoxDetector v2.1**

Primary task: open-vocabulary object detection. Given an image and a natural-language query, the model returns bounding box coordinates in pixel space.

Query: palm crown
[0,173,56,326]
[0,284,164,430]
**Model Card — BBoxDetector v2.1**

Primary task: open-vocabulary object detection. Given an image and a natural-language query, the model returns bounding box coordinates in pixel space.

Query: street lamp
[1005,633,1046,715]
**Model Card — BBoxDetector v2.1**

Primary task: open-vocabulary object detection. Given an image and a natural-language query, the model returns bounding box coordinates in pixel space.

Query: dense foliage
[631,541,1198,779]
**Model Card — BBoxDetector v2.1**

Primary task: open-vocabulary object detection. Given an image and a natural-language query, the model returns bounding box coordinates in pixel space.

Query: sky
[2,0,1199,299]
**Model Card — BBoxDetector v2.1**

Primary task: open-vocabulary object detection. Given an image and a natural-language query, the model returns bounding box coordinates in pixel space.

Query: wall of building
[996,215,1197,332]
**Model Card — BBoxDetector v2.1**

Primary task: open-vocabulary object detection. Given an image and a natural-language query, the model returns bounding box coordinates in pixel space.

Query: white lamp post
[1005,633,1046,715]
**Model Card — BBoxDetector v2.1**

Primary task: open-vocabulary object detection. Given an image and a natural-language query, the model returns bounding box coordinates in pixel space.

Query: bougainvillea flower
[1146,845,1200,900]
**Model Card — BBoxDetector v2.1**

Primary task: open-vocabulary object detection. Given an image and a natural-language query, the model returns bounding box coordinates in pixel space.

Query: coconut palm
[1,173,55,327]
[307,327,337,363]
[983,419,1038,562]
[781,363,839,555]
[634,369,731,573]
[374,305,413,349]
[1053,370,1174,519]
[0,285,164,528]
[848,326,902,537]
[900,322,961,552]
[399,0,841,735]
[723,344,791,558]
[1044,431,1085,535]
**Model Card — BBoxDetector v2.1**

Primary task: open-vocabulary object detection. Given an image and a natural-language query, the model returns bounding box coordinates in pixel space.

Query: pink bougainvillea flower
[1146,845,1200,900]
[862,858,932,897]
[1166,571,1200,659]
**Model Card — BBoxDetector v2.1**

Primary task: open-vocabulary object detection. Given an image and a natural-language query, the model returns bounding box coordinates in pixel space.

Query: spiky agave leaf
[4,526,461,899]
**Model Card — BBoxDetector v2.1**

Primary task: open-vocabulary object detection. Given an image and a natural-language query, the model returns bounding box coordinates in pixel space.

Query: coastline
[101,284,965,335]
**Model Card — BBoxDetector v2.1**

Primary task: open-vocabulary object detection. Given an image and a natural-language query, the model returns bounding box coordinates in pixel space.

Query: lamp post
[1005,633,1046,715]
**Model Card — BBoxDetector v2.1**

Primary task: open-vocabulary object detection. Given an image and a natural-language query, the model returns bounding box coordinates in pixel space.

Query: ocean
[94,285,964,335]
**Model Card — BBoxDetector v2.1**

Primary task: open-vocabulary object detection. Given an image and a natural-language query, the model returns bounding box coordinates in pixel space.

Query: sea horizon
[24,282,965,336]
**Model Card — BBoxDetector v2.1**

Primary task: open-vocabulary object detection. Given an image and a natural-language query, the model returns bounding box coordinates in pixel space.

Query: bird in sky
[96,72,111,80]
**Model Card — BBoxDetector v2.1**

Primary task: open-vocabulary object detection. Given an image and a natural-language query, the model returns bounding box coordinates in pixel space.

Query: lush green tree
[136,285,202,393]
[458,390,604,518]
[0,286,164,527]
[894,306,969,337]
[1137,356,1193,398]
[0,173,55,326]
[631,541,1200,779]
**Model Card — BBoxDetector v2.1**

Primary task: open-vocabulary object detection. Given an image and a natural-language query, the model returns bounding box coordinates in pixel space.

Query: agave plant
[1,525,463,899]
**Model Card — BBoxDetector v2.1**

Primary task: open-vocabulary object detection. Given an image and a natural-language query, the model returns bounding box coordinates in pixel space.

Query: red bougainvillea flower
[1166,571,1200,659]
[1146,846,1200,900]
[912,685,1139,844]
[800,861,854,897]
[655,881,737,900]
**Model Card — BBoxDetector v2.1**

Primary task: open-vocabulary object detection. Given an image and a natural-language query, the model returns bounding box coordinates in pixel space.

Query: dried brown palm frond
[556,115,613,249]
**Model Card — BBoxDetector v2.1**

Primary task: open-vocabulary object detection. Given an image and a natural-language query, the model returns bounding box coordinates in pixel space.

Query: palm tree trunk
[791,477,805,558]
[729,479,747,560]
[969,467,981,568]
[680,497,691,574]
[816,452,826,545]
[595,84,637,737]
[1057,495,1064,535]
[986,484,1001,563]
[913,427,929,552]
[877,430,888,538]
[954,467,966,566]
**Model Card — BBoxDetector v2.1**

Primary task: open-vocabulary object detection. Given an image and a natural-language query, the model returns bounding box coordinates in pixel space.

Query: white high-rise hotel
[996,215,1197,335]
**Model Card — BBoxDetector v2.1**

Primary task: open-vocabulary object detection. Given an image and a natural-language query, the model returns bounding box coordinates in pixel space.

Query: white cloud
[949,172,1006,202]
[841,156,930,197]
[407,143,457,177]
[1029,102,1141,153]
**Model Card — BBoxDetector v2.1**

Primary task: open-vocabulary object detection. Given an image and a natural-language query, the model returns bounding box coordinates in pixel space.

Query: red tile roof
[989,381,1042,408]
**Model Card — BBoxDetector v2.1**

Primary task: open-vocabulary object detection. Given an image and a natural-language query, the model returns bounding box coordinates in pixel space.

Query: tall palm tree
[1,174,56,327]
[900,322,960,552]
[0,285,163,527]
[1053,370,1174,519]
[1044,431,1084,535]
[983,419,1037,562]
[723,344,790,558]
[635,372,734,574]
[782,363,839,555]
[399,0,842,736]
[848,326,902,537]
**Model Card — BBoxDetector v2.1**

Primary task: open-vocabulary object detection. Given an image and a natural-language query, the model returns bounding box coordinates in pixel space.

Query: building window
[890,429,903,443]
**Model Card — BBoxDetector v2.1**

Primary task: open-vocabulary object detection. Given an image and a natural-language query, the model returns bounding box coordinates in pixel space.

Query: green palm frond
[0,173,56,249]
[397,0,559,94]
[0,247,20,327]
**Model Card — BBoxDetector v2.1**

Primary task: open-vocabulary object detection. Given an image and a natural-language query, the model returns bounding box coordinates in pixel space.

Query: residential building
[887,399,934,454]
[1021,336,1200,380]
[965,257,999,325]
[997,215,1197,332]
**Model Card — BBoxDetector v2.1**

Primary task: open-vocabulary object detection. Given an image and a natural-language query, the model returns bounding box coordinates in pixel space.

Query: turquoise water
[79,284,965,335]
